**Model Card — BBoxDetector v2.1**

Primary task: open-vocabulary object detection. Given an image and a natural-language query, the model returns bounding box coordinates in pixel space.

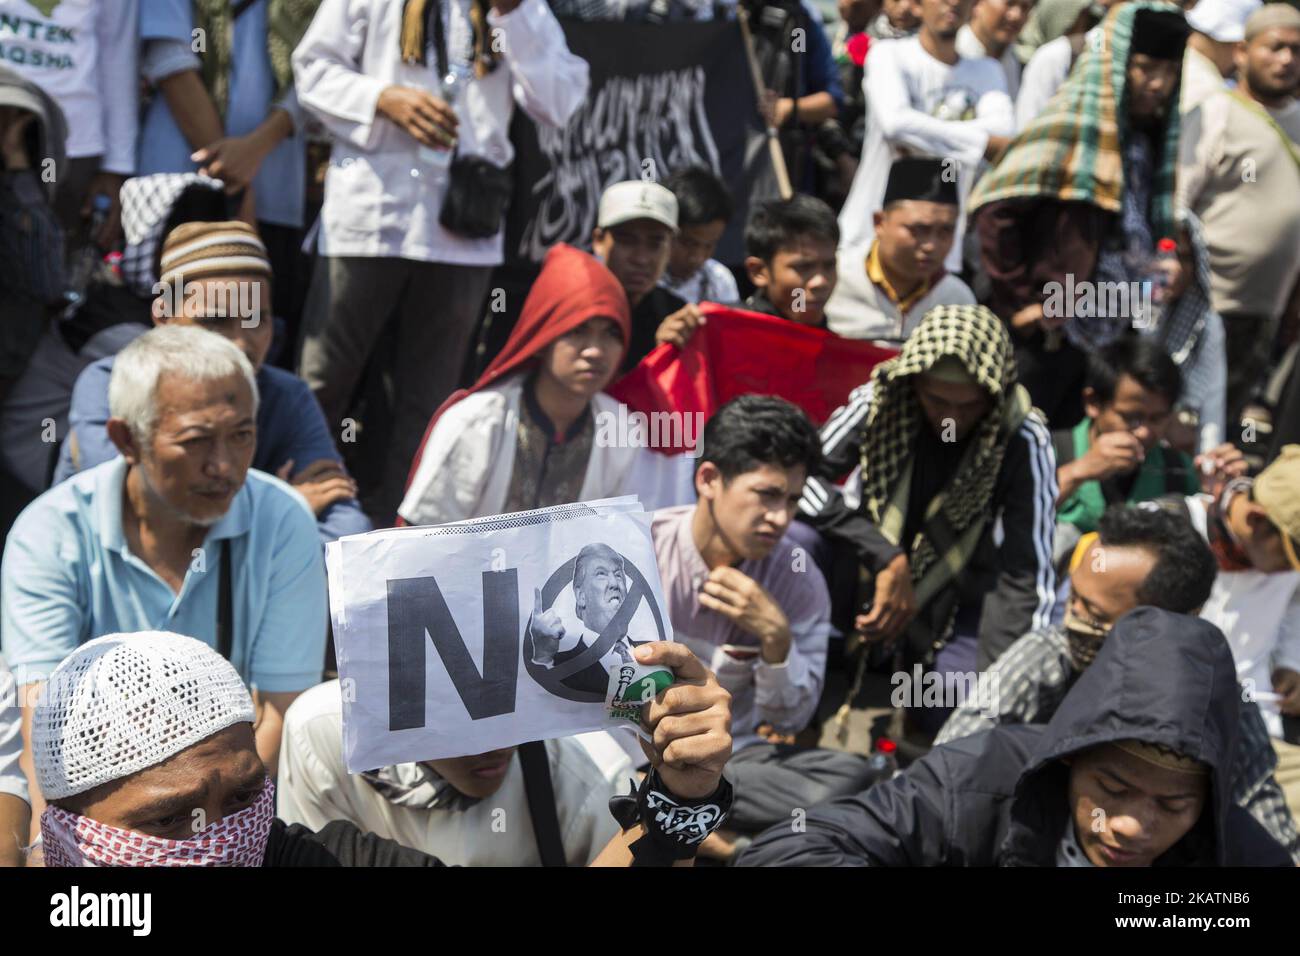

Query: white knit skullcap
[32,632,255,800]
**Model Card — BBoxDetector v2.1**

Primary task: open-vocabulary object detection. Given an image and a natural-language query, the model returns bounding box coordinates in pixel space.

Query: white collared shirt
[293,0,589,265]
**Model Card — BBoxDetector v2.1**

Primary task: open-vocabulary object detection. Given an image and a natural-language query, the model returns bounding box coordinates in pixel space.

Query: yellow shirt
[866,239,933,316]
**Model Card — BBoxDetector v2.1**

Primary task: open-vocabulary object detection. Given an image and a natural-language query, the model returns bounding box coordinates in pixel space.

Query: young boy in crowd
[399,243,637,526]
[654,195,841,349]
[650,395,872,859]
[1051,335,1247,569]
[590,180,685,372]
[1054,336,1200,537]
[824,157,976,346]
[659,167,740,305]
[739,607,1294,866]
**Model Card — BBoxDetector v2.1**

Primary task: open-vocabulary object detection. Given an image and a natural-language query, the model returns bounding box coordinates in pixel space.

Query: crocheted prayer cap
[32,632,255,800]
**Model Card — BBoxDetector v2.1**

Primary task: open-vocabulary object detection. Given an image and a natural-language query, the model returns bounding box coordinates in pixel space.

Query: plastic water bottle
[1138,237,1177,332]
[867,737,899,784]
[417,62,473,177]
[63,193,112,314]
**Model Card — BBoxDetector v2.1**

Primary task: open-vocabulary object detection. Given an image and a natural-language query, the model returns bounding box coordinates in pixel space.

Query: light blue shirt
[1,457,326,693]
[137,0,305,227]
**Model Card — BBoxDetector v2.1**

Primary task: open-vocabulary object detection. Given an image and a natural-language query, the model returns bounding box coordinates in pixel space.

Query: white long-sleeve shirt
[838,36,1013,273]
[0,0,138,171]
[292,0,589,264]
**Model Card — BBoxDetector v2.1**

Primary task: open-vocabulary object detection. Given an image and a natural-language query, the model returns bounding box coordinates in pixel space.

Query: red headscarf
[400,243,631,509]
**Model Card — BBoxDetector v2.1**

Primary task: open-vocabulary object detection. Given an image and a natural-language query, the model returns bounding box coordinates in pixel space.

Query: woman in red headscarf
[398,244,634,526]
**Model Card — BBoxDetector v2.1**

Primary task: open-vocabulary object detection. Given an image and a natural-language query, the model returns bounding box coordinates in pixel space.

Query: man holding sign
[326,497,739,863]
[34,631,735,867]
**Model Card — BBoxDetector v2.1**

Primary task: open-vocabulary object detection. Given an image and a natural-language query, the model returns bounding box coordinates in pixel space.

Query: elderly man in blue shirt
[3,324,327,834]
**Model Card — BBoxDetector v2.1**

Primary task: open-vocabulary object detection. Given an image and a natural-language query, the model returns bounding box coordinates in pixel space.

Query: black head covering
[882,157,959,207]
[1130,7,1191,60]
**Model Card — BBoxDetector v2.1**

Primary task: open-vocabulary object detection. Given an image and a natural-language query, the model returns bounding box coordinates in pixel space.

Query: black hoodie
[738,607,1293,866]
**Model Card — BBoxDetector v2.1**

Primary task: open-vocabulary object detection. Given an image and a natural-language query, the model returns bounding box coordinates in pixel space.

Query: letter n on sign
[386,570,520,729]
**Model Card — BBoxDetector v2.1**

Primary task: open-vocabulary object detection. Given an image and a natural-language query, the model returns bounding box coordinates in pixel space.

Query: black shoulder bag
[419,0,514,238]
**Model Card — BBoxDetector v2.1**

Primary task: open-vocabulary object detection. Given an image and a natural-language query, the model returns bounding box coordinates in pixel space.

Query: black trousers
[726,742,874,833]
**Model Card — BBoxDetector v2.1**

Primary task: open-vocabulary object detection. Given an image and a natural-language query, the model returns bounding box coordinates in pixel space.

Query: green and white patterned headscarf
[970,1,1183,245]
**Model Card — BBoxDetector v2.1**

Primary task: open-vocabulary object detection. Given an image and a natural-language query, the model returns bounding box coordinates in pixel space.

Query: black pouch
[439,154,513,239]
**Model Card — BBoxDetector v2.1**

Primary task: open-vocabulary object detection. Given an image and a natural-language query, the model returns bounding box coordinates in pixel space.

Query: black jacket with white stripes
[798,381,1058,670]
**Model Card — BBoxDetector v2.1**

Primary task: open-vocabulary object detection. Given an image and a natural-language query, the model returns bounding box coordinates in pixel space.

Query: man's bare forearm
[157,70,224,151]
[0,793,30,867]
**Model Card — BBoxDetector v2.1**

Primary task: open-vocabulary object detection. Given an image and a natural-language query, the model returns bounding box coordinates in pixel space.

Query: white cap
[32,632,255,800]
[597,180,678,231]
[1187,0,1262,42]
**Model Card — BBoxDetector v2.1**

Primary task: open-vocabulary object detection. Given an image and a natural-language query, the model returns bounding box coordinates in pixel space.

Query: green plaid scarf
[861,305,1031,604]
[193,0,321,121]
[969,1,1181,243]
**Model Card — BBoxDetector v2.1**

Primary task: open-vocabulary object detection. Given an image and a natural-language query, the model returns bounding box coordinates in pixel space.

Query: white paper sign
[327,497,674,771]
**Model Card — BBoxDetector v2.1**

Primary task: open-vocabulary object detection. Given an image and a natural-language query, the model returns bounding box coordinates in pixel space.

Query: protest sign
[327,498,674,771]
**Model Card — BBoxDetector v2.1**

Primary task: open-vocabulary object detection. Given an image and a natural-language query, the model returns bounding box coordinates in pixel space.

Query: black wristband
[609,769,734,867]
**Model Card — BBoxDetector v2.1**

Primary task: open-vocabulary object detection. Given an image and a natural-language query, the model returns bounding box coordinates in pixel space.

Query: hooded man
[972,2,1192,427]
[739,606,1294,865]
[32,630,733,867]
[798,304,1057,752]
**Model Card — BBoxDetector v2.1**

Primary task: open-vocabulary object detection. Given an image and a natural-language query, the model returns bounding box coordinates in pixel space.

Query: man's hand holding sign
[327,497,735,866]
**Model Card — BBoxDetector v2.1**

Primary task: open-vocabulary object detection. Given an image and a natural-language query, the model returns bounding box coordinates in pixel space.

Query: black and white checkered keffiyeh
[860,305,1028,586]
[120,173,225,298]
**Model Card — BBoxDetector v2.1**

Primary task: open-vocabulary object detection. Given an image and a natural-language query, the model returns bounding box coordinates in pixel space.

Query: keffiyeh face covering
[41,778,275,868]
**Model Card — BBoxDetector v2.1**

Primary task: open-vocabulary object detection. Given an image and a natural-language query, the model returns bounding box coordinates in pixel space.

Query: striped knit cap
[158,220,272,289]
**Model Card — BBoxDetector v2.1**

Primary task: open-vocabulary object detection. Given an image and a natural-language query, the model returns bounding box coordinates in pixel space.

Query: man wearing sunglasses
[933,502,1300,860]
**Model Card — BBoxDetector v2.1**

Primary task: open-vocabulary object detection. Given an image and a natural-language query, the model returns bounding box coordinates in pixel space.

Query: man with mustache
[3,324,327,840]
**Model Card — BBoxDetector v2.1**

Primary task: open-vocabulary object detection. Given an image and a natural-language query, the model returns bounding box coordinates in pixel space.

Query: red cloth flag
[608,304,897,454]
